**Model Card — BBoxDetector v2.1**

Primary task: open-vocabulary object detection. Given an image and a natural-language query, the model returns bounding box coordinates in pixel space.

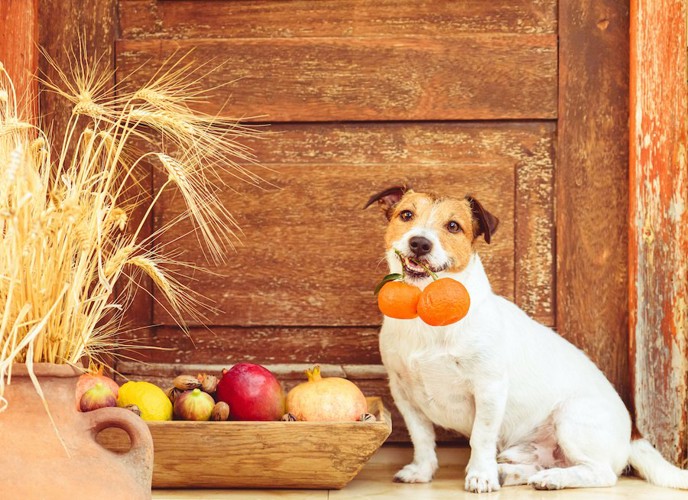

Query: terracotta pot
[0,363,153,499]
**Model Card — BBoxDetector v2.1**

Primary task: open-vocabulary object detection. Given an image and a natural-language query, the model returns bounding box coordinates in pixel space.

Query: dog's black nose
[409,236,433,257]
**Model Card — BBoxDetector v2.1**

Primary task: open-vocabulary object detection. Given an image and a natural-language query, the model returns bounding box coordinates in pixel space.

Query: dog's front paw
[393,462,437,483]
[465,465,500,493]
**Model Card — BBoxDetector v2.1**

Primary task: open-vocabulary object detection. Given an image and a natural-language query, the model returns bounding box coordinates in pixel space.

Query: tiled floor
[152,446,687,499]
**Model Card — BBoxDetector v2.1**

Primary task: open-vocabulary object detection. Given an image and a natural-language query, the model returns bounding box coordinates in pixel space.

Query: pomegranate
[216,363,285,421]
[75,366,119,410]
[286,366,367,422]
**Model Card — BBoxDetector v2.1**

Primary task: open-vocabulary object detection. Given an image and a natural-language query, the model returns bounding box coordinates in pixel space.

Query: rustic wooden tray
[98,396,391,489]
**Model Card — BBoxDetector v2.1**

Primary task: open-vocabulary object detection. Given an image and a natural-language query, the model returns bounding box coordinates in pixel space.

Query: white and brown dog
[366,186,688,493]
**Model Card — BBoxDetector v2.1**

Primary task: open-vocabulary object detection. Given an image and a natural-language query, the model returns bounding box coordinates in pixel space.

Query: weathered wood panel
[557,0,630,404]
[121,326,382,365]
[0,0,38,121]
[115,36,557,121]
[157,123,554,325]
[37,0,124,371]
[147,123,555,327]
[630,0,688,466]
[153,162,515,326]
[515,135,555,322]
[119,0,557,39]
[241,122,555,170]
[38,0,116,135]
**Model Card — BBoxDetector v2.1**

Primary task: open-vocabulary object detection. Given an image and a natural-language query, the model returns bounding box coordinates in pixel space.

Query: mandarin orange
[417,278,470,326]
[377,281,422,319]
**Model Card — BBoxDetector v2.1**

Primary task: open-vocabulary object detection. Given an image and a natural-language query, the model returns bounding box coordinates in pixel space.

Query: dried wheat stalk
[0,52,262,410]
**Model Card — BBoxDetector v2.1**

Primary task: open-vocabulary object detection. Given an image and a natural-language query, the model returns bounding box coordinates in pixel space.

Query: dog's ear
[466,196,499,244]
[364,185,411,220]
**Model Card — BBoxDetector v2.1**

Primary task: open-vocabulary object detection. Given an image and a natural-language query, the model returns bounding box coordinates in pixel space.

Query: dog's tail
[629,438,688,489]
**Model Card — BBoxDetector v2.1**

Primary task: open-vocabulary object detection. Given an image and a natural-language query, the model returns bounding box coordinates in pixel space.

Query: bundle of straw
[0,53,261,410]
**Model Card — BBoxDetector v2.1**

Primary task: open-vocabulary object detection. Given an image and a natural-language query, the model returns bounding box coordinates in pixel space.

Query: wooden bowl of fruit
[95,364,392,489]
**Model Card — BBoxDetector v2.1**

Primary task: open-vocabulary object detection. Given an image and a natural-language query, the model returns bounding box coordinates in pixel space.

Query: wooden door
[37,0,629,443]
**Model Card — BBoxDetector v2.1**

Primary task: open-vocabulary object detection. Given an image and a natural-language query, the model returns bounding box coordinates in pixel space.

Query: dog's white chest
[382,330,476,436]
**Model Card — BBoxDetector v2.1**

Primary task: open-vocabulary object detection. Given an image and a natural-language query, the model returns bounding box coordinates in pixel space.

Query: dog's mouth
[401,256,446,279]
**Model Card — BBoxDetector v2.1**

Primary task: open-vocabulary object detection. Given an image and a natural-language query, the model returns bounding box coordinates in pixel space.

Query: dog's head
[365,185,498,283]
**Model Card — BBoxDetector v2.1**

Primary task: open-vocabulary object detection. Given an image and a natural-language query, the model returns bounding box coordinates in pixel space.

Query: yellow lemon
[117,381,172,421]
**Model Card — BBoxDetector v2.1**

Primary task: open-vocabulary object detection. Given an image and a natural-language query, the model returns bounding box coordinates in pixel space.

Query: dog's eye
[447,221,462,233]
[399,210,414,222]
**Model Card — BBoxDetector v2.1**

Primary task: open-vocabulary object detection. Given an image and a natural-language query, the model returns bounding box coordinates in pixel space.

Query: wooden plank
[119,0,557,39]
[241,122,556,169]
[115,36,557,122]
[37,0,124,371]
[515,134,555,324]
[38,0,116,135]
[150,123,553,326]
[153,161,515,326]
[117,361,387,379]
[0,0,38,122]
[630,0,688,465]
[557,0,630,404]
[118,326,382,365]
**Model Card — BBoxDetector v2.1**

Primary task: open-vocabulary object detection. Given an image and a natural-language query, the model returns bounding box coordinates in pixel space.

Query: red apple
[216,363,285,421]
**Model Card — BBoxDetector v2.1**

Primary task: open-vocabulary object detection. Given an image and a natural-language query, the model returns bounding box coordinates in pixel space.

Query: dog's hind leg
[498,463,542,486]
[497,444,544,486]
[528,463,617,490]
[528,397,629,490]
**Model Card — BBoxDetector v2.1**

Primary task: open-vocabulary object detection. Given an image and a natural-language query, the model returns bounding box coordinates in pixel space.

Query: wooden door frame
[18,0,684,461]
[557,0,630,406]
[629,0,688,466]
[37,0,117,154]
[0,0,39,122]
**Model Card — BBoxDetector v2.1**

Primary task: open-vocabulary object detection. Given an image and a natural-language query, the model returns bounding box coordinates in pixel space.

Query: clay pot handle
[88,407,154,489]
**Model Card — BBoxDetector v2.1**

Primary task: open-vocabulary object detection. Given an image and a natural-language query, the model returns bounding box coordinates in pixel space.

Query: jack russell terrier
[365,185,688,493]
